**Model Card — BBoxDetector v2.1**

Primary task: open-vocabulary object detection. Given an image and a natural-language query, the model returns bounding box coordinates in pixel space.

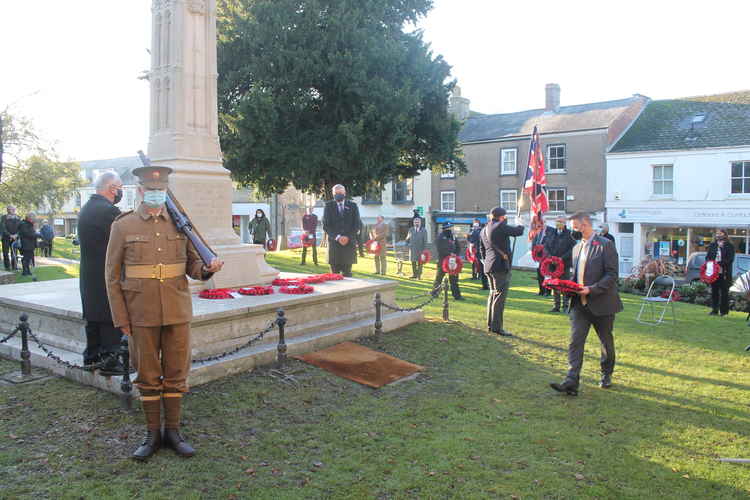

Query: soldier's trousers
[131,323,191,394]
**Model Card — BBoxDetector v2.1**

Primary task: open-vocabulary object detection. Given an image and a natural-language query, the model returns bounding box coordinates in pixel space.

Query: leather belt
[125,263,185,281]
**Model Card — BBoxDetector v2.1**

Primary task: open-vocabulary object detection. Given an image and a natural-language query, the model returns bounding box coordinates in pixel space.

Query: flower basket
[540,256,564,279]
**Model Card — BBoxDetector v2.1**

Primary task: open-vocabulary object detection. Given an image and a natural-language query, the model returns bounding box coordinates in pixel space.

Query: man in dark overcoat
[544,216,576,312]
[432,222,463,300]
[1,206,21,270]
[323,184,360,277]
[78,172,126,374]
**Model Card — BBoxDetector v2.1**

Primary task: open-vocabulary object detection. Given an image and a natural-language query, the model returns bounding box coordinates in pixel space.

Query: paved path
[35,256,80,267]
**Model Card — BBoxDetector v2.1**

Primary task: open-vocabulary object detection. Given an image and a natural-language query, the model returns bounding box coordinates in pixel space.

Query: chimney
[545,83,560,112]
[449,85,471,121]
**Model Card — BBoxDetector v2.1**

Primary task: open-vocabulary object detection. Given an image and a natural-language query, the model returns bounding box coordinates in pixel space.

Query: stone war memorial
[0,0,422,395]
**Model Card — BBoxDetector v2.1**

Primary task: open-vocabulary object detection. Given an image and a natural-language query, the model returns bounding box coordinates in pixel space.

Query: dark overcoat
[323,199,360,268]
[78,194,121,322]
[17,220,38,252]
[479,220,524,273]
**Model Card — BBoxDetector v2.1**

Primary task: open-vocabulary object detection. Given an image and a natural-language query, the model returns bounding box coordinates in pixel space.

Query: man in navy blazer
[551,212,623,396]
[322,184,361,277]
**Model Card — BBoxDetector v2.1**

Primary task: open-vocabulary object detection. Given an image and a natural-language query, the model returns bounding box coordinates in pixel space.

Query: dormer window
[691,113,706,124]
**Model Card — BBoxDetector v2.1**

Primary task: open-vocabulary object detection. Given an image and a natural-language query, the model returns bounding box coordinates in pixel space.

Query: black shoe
[550,307,560,313]
[132,430,161,461]
[599,374,612,389]
[538,291,545,296]
[720,312,729,317]
[708,310,718,316]
[83,358,103,372]
[497,330,513,337]
[163,428,195,457]
[98,354,127,376]
[550,379,579,396]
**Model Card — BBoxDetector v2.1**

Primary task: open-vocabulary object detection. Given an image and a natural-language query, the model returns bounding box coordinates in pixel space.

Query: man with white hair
[322,184,360,277]
[1,205,21,270]
[78,171,126,374]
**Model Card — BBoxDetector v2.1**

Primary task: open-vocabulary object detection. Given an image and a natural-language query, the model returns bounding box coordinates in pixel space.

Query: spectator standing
[406,216,427,279]
[322,184,361,277]
[301,208,319,266]
[39,220,55,257]
[1,206,21,270]
[433,222,463,300]
[545,216,576,313]
[370,215,389,275]
[248,209,272,246]
[707,229,735,316]
[17,213,39,276]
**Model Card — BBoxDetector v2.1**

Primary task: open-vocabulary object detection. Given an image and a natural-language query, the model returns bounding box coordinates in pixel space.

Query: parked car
[684,251,750,283]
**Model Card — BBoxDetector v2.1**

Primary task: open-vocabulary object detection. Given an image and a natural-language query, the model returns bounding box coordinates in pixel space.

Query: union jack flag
[522,125,548,217]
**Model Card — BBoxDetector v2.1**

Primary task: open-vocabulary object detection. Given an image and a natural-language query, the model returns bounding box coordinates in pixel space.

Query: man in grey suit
[550,212,623,396]
[405,216,427,279]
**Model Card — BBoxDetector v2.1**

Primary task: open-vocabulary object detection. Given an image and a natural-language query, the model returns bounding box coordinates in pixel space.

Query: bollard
[119,335,133,410]
[19,313,31,376]
[442,278,449,321]
[276,309,287,367]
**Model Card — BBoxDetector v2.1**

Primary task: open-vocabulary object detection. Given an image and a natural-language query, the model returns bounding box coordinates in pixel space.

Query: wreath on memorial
[540,256,564,279]
[700,260,721,284]
[319,273,344,281]
[419,250,432,264]
[302,233,315,247]
[532,244,546,263]
[199,288,235,300]
[272,278,301,286]
[237,286,274,296]
[365,239,382,255]
[542,278,583,295]
[279,284,315,294]
[465,245,477,263]
[441,254,464,275]
[300,274,326,284]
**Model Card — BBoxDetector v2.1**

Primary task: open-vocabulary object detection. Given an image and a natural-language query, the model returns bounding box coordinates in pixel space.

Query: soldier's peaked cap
[132,165,173,189]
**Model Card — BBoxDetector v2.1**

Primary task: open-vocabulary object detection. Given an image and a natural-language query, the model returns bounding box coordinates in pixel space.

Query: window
[547,188,566,212]
[546,144,566,172]
[500,148,517,175]
[731,161,750,194]
[440,191,455,212]
[392,177,414,203]
[653,164,673,196]
[362,183,382,204]
[499,189,517,214]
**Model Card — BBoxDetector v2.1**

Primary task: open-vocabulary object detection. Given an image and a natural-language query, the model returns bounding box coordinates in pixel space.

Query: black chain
[382,284,444,312]
[193,320,278,364]
[0,327,19,344]
[397,283,444,301]
[26,328,89,371]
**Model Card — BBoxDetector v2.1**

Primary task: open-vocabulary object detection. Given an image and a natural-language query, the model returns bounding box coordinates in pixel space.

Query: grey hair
[568,211,592,225]
[332,184,346,193]
[95,171,121,192]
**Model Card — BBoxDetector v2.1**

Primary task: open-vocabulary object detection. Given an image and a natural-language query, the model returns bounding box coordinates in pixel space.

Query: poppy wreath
[419,250,432,264]
[465,246,477,263]
[542,278,583,295]
[319,273,344,281]
[532,244,546,263]
[366,239,382,255]
[540,256,564,279]
[265,239,277,251]
[700,260,721,284]
[199,288,235,300]
[302,233,315,248]
[272,278,304,286]
[301,275,326,284]
[279,284,315,294]
[237,286,274,296]
[441,254,464,275]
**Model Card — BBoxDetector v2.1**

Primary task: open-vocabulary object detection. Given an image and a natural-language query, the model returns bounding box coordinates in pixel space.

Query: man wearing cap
[105,165,223,461]
[479,207,524,336]
[432,222,463,300]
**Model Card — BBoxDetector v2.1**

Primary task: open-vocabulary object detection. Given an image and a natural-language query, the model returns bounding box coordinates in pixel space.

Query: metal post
[119,335,133,410]
[276,309,287,367]
[19,313,31,376]
[374,292,383,336]
[442,277,450,321]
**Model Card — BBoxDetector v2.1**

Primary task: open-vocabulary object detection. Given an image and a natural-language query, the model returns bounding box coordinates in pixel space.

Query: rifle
[136,151,218,266]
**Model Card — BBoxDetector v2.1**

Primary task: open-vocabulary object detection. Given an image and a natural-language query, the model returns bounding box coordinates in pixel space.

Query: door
[619,235,633,276]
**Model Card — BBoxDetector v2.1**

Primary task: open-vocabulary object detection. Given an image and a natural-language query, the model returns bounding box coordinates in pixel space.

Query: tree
[0,109,83,213]
[217,0,465,198]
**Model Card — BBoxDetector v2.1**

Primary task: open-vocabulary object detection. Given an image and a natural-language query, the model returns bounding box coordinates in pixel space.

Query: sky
[1,0,749,161]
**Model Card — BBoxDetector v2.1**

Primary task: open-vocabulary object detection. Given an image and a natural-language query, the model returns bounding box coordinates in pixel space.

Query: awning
[435,216,487,224]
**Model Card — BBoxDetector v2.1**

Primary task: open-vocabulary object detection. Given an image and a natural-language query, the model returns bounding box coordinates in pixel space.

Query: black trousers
[566,303,616,383]
[553,268,571,310]
[301,241,318,265]
[711,275,730,315]
[2,235,16,270]
[486,271,510,333]
[83,321,123,364]
[21,249,33,275]
[433,268,461,299]
[410,261,423,279]
[330,263,352,277]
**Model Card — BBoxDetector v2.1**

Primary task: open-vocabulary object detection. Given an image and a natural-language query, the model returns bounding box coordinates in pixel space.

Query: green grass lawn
[1,249,750,499]
[51,236,80,261]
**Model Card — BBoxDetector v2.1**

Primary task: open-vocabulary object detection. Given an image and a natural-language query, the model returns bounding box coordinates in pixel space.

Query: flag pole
[511,125,538,258]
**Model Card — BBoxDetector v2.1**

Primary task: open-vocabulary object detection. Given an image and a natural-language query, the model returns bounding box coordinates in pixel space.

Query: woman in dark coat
[17,213,38,276]
[706,229,735,316]
[248,209,272,246]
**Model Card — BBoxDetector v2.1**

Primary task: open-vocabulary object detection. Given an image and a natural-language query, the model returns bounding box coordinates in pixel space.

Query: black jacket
[18,220,38,252]
[570,235,624,316]
[545,228,576,267]
[78,194,121,322]
[707,240,735,277]
[436,231,460,260]
[479,219,524,273]
[1,214,21,237]
[323,199,360,267]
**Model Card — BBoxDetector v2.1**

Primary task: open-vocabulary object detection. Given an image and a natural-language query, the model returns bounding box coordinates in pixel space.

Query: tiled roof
[609,99,750,153]
[685,90,750,105]
[78,156,141,185]
[459,96,643,143]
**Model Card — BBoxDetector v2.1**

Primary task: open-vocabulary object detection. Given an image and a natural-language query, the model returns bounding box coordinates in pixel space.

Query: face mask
[571,230,583,241]
[113,189,123,205]
[473,223,479,228]
[256,213,263,218]
[334,193,345,202]
[143,190,167,207]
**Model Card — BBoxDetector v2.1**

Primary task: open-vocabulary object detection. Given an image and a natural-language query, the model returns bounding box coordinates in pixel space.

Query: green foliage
[217,0,465,197]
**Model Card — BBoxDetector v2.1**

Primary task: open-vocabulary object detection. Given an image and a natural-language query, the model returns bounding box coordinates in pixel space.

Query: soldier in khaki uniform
[105,165,223,461]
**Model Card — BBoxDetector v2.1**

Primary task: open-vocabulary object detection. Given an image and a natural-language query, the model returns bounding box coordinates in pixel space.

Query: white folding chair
[636,275,676,325]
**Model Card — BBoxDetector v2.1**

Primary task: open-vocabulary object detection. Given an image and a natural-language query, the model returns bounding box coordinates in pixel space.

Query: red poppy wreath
[700,260,720,284]
[237,286,274,296]
[441,254,464,275]
[465,246,477,263]
[532,244,546,263]
[540,256,564,279]
[542,278,583,295]
[279,284,315,294]
[199,288,235,300]
[419,250,432,264]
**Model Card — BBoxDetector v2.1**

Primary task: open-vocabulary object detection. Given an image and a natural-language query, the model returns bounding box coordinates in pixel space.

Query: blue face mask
[143,190,167,207]
[334,193,345,202]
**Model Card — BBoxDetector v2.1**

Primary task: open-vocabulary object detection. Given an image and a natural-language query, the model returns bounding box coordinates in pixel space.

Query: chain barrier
[397,283,445,302]
[0,327,20,344]
[26,328,89,371]
[193,319,279,364]
[381,283,445,313]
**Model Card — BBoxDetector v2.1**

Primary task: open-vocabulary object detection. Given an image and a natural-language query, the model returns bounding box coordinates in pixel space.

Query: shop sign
[53,219,64,225]
[659,241,671,256]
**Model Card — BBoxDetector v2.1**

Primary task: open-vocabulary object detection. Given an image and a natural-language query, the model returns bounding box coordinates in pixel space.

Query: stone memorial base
[0,275,422,395]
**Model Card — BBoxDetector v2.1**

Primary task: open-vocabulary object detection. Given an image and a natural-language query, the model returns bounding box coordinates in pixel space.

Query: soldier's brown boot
[163,393,195,457]
[133,393,162,461]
